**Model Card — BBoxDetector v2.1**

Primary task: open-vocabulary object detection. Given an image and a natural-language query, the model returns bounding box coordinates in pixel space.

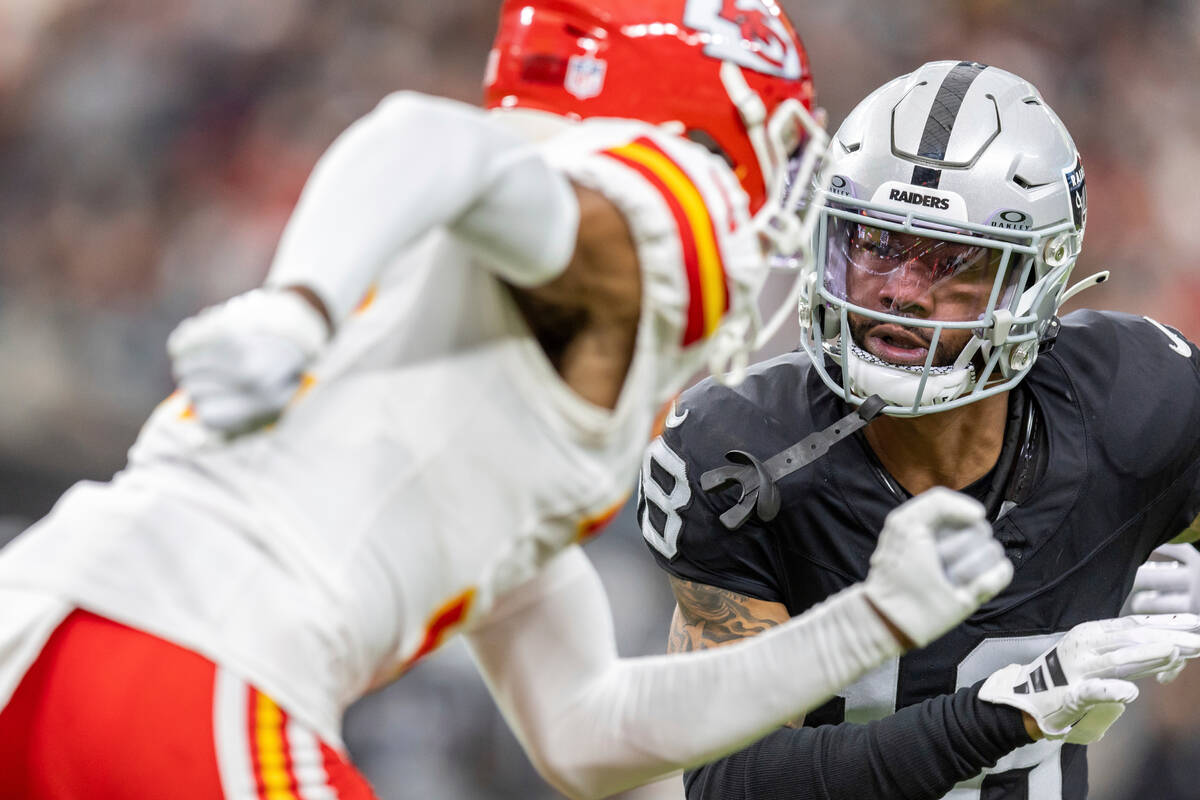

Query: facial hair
[847,314,973,369]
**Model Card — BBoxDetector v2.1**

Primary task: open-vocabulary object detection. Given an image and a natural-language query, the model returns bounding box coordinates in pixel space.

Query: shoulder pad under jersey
[540,120,764,366]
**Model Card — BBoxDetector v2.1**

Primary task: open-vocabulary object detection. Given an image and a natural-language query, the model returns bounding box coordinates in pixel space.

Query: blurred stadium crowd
[1,1,1198,797]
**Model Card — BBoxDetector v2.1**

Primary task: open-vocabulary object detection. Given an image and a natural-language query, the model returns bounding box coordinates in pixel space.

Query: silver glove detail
[979,614,1200,743]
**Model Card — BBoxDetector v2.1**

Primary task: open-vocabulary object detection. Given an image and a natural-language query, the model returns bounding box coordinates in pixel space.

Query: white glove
[979,614,1200,743]
[863,487,1013,648]
[167,288,329,435]
[1127,543,1200,615]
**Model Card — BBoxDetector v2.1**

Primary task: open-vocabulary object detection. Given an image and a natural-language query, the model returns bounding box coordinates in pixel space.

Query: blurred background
[1,0,1198,797]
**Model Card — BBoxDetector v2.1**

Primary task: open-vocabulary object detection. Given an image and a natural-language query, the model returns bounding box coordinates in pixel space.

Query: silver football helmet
[799,61,1103,415]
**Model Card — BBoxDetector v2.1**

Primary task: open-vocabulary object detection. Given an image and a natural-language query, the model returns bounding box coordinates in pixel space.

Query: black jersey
[639,310,1200,800]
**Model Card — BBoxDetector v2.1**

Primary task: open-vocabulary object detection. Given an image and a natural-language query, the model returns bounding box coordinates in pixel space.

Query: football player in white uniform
[0,3,1016,798]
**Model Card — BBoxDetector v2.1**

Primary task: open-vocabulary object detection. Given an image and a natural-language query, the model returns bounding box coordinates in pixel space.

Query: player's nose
[879,259,935,316]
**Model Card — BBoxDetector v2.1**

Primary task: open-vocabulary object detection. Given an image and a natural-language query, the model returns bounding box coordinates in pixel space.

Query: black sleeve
[684,685,1032,800]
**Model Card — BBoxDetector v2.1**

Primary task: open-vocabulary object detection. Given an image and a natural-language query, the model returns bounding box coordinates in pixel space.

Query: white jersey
[0,115,763,746]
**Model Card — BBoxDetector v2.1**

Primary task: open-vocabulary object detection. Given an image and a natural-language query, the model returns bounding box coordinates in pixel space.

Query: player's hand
[168,288,329,435]
[1126,543,1200,615]
[863,487,1013,649]
[979,614,1200,744]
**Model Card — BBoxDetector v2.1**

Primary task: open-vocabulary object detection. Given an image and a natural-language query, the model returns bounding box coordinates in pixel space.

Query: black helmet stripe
[910,61,989,188]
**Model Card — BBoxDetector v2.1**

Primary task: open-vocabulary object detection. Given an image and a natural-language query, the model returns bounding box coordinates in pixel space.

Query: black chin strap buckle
[700,450,781,531]
[1039,316,1062,354]
[701,395,887,530]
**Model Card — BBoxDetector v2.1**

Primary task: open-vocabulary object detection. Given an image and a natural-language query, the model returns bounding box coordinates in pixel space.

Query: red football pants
[0,610,378,799]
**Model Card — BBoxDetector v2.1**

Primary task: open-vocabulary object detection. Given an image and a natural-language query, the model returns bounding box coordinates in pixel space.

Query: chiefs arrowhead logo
[717,0,787,69]
[684,0,801,79]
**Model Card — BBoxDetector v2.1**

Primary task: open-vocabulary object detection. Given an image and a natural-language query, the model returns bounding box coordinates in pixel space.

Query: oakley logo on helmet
[990,209,1032,231]
[684,0,802,79]
[829,175,851,197]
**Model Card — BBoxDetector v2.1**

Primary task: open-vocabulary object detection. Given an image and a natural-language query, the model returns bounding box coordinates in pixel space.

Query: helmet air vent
[1012,174,1052,191]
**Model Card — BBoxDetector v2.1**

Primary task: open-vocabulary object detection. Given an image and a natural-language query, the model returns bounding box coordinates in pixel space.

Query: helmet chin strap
[701,393,888,529]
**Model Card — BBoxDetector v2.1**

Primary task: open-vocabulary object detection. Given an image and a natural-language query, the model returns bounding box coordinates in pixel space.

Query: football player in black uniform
[639,61,1200,800]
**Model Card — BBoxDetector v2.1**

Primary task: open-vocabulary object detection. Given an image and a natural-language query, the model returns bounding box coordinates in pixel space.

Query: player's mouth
[865,324,932,366]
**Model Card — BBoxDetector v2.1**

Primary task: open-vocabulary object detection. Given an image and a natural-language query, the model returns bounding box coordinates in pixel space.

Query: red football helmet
[484,0,819,217]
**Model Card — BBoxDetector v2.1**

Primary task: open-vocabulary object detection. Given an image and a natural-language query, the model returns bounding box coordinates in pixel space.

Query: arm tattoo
[667,576,786,654]
[668,577,803,727]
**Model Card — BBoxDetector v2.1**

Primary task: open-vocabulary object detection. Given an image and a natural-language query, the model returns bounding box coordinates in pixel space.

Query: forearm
[265,92,578,325]
[466,548,902,799]
[685,686,1032,800]
[559,587,903,796]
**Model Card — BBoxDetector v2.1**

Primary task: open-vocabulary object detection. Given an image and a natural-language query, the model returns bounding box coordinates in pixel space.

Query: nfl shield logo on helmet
[565,55,608,100]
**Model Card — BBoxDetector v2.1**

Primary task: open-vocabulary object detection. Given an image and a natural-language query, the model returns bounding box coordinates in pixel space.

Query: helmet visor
[824,217,1021,324]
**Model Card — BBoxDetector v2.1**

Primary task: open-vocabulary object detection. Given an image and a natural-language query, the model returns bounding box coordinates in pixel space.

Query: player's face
[825,220,1012,367]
